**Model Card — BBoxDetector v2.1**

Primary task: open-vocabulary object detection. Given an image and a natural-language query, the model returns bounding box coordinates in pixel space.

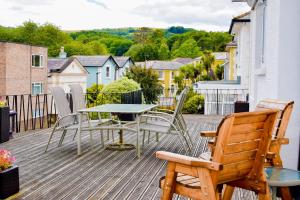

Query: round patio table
[265,167,300,200]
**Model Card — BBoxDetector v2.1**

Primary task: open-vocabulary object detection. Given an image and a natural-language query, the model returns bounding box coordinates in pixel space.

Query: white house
[229,11,251,89]
[233,0,300,169]
[114,56,135,79]
[48,57,88,92]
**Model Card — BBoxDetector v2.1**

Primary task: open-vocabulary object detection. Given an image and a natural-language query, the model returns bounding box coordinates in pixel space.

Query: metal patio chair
[69,84,116,142]
[138,87,193,153]
[45,87,95,152]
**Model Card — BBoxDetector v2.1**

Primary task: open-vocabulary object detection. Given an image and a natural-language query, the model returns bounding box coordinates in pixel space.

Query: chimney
[59,46,67,59]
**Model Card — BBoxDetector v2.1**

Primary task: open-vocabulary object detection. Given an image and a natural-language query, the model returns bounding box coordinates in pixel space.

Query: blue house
[74,55,119,87]
[114,56,135,79]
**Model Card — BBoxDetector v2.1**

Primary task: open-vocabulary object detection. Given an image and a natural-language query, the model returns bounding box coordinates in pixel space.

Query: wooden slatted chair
[156,110,279,200]
[201,99,294,200]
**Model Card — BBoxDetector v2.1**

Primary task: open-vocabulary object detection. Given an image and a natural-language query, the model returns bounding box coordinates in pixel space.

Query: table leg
[137,115,140,158]
[77,112,82,156]
[271,187,277,200]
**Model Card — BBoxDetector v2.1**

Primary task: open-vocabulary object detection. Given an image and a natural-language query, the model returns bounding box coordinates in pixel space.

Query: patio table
[77,104,157,157]
[265,167,300,200]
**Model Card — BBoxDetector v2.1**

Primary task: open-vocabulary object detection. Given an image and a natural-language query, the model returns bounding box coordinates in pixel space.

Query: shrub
[98,77,140,104]
[183,90,204,114]
[86,84,103,106]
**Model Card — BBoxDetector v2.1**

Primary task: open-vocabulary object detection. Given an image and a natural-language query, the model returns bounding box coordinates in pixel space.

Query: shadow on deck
[0,115,256,200]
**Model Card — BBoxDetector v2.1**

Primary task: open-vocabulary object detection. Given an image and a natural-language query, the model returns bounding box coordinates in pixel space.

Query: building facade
[48,57,88,92]
[234,0,300,169]
[74,55,119,87]
[0,42,48,95]
[114,56,135,79]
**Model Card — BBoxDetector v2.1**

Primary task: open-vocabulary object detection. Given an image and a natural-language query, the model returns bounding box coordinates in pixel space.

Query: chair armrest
[274,138,289,145]
[156,151,222,171]
[200,131,217,137]
[147,111,173,118]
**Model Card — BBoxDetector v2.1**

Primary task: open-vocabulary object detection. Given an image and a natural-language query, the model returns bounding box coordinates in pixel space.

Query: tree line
[0,21,232,60]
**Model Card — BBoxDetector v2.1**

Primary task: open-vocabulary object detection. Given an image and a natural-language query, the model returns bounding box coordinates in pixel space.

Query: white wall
[249,0,300,169]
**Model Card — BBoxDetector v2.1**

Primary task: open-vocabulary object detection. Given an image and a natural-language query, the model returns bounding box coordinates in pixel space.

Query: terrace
[1,115,258,200]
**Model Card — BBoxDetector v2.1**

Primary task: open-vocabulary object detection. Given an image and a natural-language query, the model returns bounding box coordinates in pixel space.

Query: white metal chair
[138,87,193,153]
[45,87,95,152]
[69,84,115,142]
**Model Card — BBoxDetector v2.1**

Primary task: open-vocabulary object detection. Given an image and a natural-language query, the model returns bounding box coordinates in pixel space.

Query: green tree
[64,41,93,56]
[86,41,109,55]
[215,64,224,80]
[125,65,163,103]
[171,39,201,58]
[201,50,215,78]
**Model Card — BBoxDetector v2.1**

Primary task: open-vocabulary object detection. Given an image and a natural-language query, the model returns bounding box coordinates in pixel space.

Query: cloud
[86,0,108,9]
[10,6,23,11]
[5,0,52,6]
[133,0,249,29]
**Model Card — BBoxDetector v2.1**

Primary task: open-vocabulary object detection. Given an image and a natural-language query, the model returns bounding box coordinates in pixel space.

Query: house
[172,58,195,65]
[48,56,88,92]
[136,60,184,92]
[0,42,48,96]
[74,55,119,87]
[228,11,251,87]
[114,56,135,79]
[225,41,238,80]
[233,0,300,169]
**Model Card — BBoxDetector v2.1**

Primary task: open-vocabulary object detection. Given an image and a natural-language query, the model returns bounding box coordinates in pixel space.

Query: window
[171,71,175,79]
[32,55,43,67]
[106,66,110,78]
[158,71,164,79]
[32,83,43,95]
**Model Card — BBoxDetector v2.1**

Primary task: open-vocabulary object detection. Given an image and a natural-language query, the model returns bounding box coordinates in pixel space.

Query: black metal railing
[2,90,142,133]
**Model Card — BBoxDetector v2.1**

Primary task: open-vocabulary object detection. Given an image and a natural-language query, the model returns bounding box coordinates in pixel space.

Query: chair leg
[72,129,78,141]
[111,130,115,142]
[106,130,110,141]
[142,131,145,147]
[45,123,58,152]
[156,132,159,142]
[161,162,177,200]
[100,130,104,148]
[258,186,271,200]
[58,129,67,147]
[147,131,150,144]
[280,187,292,200]
[223,185,235,200]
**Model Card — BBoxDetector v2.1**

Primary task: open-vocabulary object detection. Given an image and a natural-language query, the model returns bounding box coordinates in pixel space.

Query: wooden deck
[1,115,256,200]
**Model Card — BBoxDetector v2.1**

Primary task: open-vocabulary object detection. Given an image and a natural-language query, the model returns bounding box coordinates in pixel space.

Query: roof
[113,56,134,68]
[226,41,237,48]
[136,60,185,70]
[74,55,112,67]
[213,52,227,60]
[172,58,195,65]
[229,11,251,34]
[48,57,87,73]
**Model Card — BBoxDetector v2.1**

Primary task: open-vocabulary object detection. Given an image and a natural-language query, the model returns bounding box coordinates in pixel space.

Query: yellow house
[136,60,184,95]
[212,52,227,71]
[225,41,237,80]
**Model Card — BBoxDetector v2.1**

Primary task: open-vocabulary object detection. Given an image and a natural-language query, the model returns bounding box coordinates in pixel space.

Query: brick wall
[0,42,48,95]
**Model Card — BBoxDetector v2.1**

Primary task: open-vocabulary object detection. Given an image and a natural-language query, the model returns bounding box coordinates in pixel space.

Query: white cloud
[0,0,250,31]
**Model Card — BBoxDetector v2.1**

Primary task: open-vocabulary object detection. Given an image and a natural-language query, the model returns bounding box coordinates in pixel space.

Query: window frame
[105,66,110,78]
[158,71,164,80]
[32,55,44,68]
[32,82,43,95]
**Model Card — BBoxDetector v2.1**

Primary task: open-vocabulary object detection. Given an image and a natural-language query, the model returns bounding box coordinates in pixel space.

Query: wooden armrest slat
[156,151,222,171]
[200,131,217,137]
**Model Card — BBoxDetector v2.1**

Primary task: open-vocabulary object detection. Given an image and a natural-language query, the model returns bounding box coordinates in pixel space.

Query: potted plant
[0,98,10,143]
[0,149,19,199]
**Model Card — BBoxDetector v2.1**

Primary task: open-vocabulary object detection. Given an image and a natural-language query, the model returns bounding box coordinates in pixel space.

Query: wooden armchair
[201,99,294,200]
[156,110,279,200]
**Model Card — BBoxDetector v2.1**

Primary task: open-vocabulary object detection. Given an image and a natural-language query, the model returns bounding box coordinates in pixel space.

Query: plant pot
[234,101,249,113]
[0,107,10,143]
[0,165,19,199]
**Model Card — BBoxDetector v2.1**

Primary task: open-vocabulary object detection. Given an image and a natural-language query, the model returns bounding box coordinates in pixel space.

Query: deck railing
[3,90,142,133]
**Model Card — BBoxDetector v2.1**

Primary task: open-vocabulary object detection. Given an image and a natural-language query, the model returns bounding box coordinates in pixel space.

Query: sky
[0,0,250,31]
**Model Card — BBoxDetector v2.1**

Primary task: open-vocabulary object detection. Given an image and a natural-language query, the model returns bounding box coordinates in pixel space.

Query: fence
[157,88,249,115]
[3,90,142,133]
